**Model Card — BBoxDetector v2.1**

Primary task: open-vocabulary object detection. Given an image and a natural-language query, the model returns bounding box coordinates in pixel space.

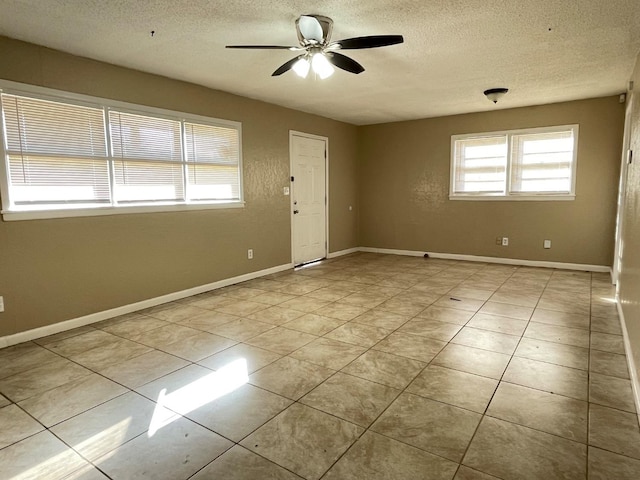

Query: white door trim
[289,130,329,265]
[613,91,634,285]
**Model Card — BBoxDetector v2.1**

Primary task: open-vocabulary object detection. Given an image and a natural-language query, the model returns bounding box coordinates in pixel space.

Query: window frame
[449,124,579,201]
[0,80,244,221]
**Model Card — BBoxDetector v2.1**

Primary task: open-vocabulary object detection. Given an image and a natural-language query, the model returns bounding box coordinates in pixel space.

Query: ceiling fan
[226,14,404,79]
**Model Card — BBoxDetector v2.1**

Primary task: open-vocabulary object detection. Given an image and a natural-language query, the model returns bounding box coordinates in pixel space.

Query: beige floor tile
[398,318,463,342]
[377,297,431,316]
[50,392,165,461]
[588,446,640,480]
[198,343,281,374]
[175,310,240,331]
[289,338,366,370]
[101,316,169,337]
[0,344,63,380]
[417,305,475,325]
[342,349,426,389]
[503,356,588,401]
[590,315,623,335]
[455,466,502,479]
[488,291,539,308]
[251,291,299,306]
[0,356,91,402]
[43,329,122,357]
[0,393,9,408]
[324,431,458,480]
[524,322,590,348]
[478,302,533,320]
[448,287,495,301]
[279,296,331,313]
[246,327,316,355]
[33,325,97,346]
[372,393,481,462]
[127,323,201,349]
[452,327,520,355]
[537,297,590,316]
[249,356,334,400]
[282,313,346,335]
[487,382,588,442]
[590,331,625,354]
[68,337,152,370]
[97,350,189,388]
[589,372,637,412]
[351,309,411,330]
[590,349,630,379]
[220,286,268,300]
[324,322,391,347]
[135,364,213,401]
[407,365,498,413]
[467,313,528,336]
[159,331,236,361]
[241,403,363,480]
[184,383,292,441]
[0,404,44,449]
[191,445,303,480]
[463,416,586,480]
[530,308,590,330]
[373,332,446,363]
[433,343,510,380]
[589,403,640,459]
[591,303,619,319]
[305,286,352,302]
[144,303,211,322]
[215,299,269,317]
[248,305,306,325]
[514,337,588,370]
[65,464,110,479]
[301,372,399,427]
[0,431,89,480]
[188,294,239,310]
[434,296,484,312]
[18,373,127,427]
[315,302,369,321]
[96,416,232,480]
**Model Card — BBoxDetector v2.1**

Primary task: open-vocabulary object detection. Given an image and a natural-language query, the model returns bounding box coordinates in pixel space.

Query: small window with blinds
[0,84,243,219]
[450,125,578,200]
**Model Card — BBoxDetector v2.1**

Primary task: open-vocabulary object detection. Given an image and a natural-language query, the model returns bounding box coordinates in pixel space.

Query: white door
[290,132,327,265]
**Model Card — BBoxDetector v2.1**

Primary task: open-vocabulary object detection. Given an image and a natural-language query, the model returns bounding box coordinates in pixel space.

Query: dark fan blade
[332,35,404,50]
[226,45,298,50]
[272,55,304,76]
[326,52,364,74]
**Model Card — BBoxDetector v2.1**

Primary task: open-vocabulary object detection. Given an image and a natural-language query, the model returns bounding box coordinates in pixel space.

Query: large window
[450,125,578,200]
[0,82,243,220]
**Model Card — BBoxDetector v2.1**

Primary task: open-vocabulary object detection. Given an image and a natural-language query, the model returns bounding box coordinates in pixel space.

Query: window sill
[449,194,575,202]
[1,201,245,221]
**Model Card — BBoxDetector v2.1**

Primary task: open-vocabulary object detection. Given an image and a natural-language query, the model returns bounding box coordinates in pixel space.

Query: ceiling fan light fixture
[311,53,334,79]
[293,57,310,78]
[484,87,509,103]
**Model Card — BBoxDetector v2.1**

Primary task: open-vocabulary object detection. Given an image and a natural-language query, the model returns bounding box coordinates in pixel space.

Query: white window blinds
[452,136,507,194]
[510,130,575,194]
[2,93,109,206]
[450,125,578,200]
[0,86,243,216]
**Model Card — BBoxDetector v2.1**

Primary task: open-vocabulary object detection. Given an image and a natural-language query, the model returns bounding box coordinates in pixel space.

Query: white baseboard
[616,299,640,425]
[359,247,611,273]
[327,247,360,259]
[0,262,293,349]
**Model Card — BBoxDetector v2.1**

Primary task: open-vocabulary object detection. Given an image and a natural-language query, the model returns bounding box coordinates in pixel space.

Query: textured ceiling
[1,0,639,125]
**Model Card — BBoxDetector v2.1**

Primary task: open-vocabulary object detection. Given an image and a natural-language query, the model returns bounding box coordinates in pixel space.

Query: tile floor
[1,253,639,479]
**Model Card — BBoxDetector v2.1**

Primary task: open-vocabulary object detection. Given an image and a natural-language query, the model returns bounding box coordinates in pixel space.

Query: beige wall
[619,54,640,401]
[359,97,624,266]
[0,37,359,337]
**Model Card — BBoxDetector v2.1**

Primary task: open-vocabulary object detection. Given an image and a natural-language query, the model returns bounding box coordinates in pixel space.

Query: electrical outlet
[283,187,290,195]
[544,239,551,249]
[0,296,4,313]
[247,249,253,260]
[496,237,502,245]
[502,237,509,246]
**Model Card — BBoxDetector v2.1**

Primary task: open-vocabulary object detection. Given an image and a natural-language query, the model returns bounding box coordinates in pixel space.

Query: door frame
[289,130,329,266]
[613,92,634,285]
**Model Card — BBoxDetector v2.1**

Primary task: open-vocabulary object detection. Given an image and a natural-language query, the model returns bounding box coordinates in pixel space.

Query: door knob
[293,210,299,214]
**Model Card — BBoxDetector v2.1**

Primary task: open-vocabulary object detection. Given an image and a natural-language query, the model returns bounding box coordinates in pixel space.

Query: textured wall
[619,55,640,399]
[0,37,359,337]
[358,97,624,266]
